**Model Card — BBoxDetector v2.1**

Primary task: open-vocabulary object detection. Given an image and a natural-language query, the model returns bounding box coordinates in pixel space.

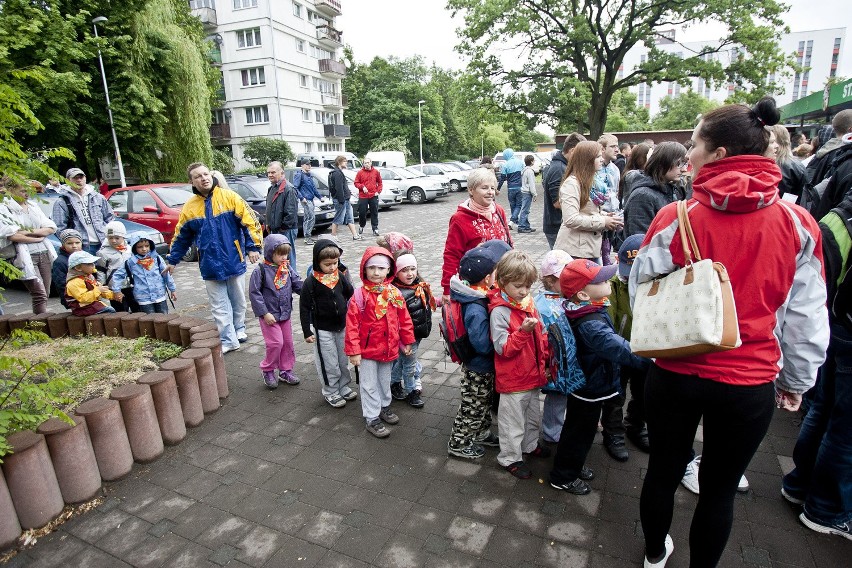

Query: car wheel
[449,180,461,192]
[408,187,426,204]
[182,245,199,262]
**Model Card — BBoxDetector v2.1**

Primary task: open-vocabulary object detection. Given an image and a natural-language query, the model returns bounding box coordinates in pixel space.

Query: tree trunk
[587,95,610,138]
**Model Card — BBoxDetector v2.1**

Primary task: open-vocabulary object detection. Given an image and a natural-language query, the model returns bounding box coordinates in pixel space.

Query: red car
[105,183,192,244]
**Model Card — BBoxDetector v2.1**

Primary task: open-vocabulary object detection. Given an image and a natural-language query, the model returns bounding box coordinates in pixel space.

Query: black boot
[603,434,629,462]
[626,425,650,453]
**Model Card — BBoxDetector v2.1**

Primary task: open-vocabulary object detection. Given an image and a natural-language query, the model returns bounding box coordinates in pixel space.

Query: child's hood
[359,246,395,283]
[128,232,156,258]
[263,233,289,262]
[449,274,487,304]
[312,238,343,269]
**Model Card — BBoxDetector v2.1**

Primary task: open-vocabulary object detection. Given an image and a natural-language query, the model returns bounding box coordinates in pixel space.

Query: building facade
[620,27,846,119]
[189,0,348,169]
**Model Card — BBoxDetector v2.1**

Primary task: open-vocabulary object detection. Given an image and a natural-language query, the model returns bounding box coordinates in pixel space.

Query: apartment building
[189,0,348,168]
[620,27,846,118]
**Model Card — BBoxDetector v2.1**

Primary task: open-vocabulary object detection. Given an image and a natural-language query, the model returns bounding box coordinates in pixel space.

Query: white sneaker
[644,534,674,568]
[237,331,248,343]
[222,344,240,354]
[681,454,750,494]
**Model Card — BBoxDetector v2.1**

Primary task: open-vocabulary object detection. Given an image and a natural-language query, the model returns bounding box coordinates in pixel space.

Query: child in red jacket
[489,250,550,479]
[345,246,415,438]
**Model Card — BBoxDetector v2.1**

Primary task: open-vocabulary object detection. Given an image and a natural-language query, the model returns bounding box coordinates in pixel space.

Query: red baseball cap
[560,259,618,298]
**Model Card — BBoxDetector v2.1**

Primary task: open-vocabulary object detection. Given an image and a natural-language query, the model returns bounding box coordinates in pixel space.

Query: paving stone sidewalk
[3,191,849,567]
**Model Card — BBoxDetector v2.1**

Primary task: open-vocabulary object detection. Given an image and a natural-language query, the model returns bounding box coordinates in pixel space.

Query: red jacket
[344,246,416,362]
[630,155,829,392]
[488,289,548,393]
[354,167,382,199]
[441,201,513,295]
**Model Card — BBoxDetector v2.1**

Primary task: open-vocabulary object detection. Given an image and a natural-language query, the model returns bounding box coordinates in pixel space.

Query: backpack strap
[60,194,77,230]
[352,286,366,312]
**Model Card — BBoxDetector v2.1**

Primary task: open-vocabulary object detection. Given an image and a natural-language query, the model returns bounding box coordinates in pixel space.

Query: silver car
[408,163,469,192]
[340,169,402,209]
[378,167,448,204]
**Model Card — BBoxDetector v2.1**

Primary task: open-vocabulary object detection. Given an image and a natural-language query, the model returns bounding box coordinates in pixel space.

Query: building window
[293,2,302,18]
[236,28,261,48]
[299,74,308,88]
[296,38,305,53]
[212,109,230,124]
[302,108,311,122]
[309,44,333,60]
[240,67,265,87]
[315,110,322,123]
[189,0,215,8]
[245,106,269,124]
[233,0,257,9]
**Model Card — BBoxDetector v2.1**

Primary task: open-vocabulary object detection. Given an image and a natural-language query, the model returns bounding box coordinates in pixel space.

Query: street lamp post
[418,100,426,165]
[92,16,127,188]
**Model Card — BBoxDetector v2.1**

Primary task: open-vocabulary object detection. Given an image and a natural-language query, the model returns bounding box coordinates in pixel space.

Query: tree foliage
[651,91,720,130]
[604,90,650,132]
[242,137,294,167]
[448,0,791,137]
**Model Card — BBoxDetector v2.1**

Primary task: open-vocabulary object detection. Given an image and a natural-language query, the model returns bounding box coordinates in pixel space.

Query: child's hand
[263,313,276,325]
[402,344,413,356]
[305,336,316,344]
[112,291,124,302]
[99,284,111,294]
[349,354,361,367]
[520,317,537,332]
[170,291,177,301]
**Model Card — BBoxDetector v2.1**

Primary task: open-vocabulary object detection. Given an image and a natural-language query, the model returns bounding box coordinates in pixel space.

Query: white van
[365,151,406,168]
[295,151,362,170]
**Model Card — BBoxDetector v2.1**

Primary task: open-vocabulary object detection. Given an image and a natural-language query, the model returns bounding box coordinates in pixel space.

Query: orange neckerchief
[469,283,491,293]
[397,280,437,311]
[137,257,155,270]
[115,244,128,252]
[364,283,405,319]
[263,259,289,289]
[313,269,339,289]
[500,291,536,314]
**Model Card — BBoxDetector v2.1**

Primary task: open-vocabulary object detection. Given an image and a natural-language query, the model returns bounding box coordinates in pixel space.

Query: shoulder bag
[630,200,741,358]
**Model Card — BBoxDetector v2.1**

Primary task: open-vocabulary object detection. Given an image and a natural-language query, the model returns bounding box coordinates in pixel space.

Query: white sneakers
[681,455,750,494]
[644,534,674,568]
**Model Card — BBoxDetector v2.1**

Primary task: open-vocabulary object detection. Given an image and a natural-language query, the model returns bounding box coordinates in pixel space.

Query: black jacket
[328,167,351,203]
[542,152,568,235]
[298,239,354,337]
[395,277,434,340]
[266,180,298,232]
[779,159,806,198]
[622,172,686,237]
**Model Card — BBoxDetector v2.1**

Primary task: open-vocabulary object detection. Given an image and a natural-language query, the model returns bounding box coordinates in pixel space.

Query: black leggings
[640,365,774,567]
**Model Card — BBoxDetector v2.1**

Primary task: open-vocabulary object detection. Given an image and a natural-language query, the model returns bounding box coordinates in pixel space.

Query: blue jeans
[391,340,421,394]
[204,274,247,350]
[783,323,852,525]
[507,187,522,224]
[518,192,533,230]
[541,392,568,443]
[301,200,315,237]
[283,228,298,269]
[138,300,169,314]
[332,200,353,226]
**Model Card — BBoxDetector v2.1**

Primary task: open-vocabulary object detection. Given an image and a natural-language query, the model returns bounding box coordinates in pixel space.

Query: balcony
[315,0,342,17]
[191,7,217,29]
[321,92,342,108]
[210,123,231,139]
[316,24,343,48]
[319,58,346,78]
[208,46,222,65]
[323,124,350,138]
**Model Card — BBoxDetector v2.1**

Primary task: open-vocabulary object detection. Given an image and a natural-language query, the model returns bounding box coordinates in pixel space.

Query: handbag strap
[676,200,702,263]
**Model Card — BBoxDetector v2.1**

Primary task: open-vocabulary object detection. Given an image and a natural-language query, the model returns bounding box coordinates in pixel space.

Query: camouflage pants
[448,366,495,450]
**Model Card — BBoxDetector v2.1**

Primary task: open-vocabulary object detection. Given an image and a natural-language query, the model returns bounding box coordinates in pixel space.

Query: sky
[338,0,852,74]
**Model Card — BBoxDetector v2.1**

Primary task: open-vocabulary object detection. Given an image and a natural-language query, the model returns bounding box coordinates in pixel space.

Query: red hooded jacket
[488,289,548,393]
[354,167,382,199]
[344,246,416,362]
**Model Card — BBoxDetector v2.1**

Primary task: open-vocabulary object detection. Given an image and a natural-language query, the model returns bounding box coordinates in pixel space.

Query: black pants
[601,365,647,438]
[639,365,774,567]
[549,395,603,484]
[358,196,379,231]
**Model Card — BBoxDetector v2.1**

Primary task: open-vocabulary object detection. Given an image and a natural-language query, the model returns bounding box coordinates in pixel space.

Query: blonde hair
[769,125,794,164]
[466,168,498,195]
[495,250,537,288]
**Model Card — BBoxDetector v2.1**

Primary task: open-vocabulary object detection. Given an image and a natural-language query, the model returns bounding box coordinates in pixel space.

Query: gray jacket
[51,186,115,247]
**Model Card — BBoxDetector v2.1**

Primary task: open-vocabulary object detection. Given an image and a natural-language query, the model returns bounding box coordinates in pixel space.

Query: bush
[242,137,294,168]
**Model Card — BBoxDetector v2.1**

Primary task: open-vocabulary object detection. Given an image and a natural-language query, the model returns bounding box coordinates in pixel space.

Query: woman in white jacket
[554,141,622,260]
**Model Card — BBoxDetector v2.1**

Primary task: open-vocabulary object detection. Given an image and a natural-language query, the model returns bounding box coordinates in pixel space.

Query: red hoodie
[354,167,382,199]
[344,246,416,362]
[629,155,829,392]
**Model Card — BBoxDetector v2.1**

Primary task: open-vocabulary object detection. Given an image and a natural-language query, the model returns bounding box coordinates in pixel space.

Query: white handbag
[630,201,741,358]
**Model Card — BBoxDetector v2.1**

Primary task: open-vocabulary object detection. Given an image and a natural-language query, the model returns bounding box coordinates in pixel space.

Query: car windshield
[455,162,473,170]
[153,186,192,208]
[390,168,415,179]
[440,163,461,171]
[229,181,264,200]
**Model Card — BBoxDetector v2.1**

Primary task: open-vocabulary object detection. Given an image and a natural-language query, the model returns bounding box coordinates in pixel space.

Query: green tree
[448,0,791,137]
[242,137,294,167]
[652,91,720,130]
[605,90,650,132]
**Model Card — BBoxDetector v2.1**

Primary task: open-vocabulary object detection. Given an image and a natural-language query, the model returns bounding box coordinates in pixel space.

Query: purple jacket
[249,234,303,320]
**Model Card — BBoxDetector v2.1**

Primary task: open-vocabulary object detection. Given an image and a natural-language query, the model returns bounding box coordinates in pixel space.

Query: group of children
[57,221,177,317]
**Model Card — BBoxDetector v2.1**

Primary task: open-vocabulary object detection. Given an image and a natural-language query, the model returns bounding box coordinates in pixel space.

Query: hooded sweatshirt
[111,233,175,304]
[629,155,829,393]
[299,238,354,338]
[249,233,303,321]
[344,246,415,362]
[449,275,495,373]
[497,149,524,192]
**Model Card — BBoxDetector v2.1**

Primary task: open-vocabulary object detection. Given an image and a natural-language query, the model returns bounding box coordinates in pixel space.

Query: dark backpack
[543,316,586,395]
[439,299,481,364]
[819,195,852,331]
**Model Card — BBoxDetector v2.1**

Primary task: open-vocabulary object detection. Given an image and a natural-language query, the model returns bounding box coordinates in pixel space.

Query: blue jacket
[293,170,323,202]
[249,234,304,321]
[497,148,524,191]
[449,275,494,374]
[112,233,176,303]
[166,185,263,281]
[566,306,648,401]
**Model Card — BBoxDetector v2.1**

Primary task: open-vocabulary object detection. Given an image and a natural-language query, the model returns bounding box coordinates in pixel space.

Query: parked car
[443,161,473,171]
[341,169,403,209]
[377,167,448,204]
[286,167,355,221]
[407,163,469,192]
[295,152,361,170]
[104,183,192,245]
[492,151,543,174]
[221,177,267,229]
[240,173,337,235]
[465,159,482,169]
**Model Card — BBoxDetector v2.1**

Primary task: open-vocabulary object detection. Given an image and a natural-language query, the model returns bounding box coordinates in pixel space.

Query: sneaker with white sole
[644,534,674,567]
[799,511,852,541]
[325,394,346,408]
[279,370,301,385]
[447,443,485,459]
[473,430,500,447]
[366,419,390,438]
[222,344,240,354]
[781,487,805,506]
[681,455,749,494]
[379,408,399,425]
[262,370,278,390]
[237,331,248,343]
[341,390,358,401]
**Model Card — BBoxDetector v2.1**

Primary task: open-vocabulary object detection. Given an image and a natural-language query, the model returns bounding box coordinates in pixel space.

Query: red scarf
[263,260,289,289]
[137,257,155,270]
[115,244,127,252]
[313,269,339,289]
[365,283,405,319]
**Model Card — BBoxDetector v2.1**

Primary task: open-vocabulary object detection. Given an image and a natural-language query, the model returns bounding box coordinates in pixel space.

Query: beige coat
[554,175,607,259]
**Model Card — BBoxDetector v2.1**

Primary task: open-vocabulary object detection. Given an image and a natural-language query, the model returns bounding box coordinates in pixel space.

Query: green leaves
[242,138,294,168]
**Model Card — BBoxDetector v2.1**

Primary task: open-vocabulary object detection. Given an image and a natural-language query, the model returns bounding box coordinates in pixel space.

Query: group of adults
[440,97,841,566]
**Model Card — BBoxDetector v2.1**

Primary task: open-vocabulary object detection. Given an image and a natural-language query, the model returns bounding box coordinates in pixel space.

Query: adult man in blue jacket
[497,148,524,230]
[293,160,324,245]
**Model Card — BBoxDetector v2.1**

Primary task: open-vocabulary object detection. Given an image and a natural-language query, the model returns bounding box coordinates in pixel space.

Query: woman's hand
[603,215,623,230]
